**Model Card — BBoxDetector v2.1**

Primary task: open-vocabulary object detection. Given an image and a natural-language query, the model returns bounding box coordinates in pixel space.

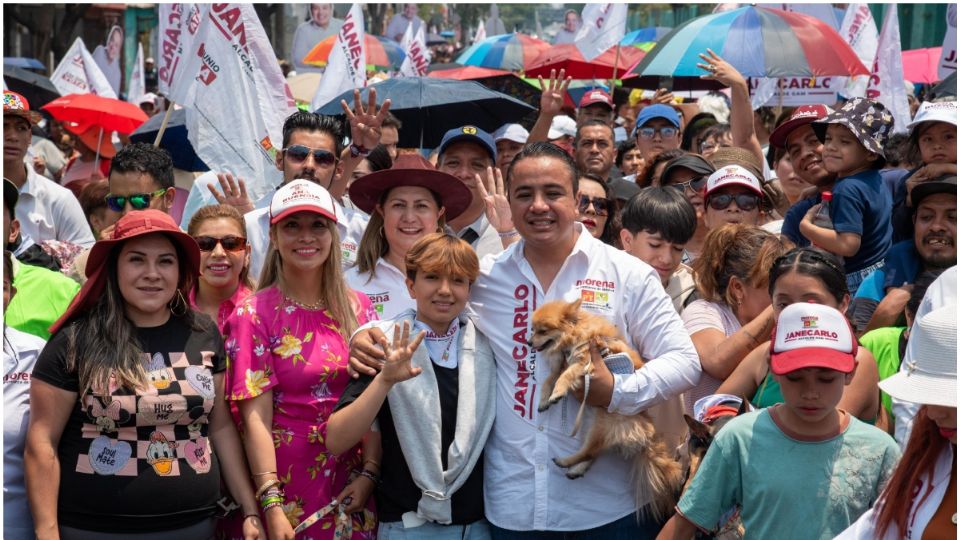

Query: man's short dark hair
[109,143,175,189]
[281,111,344,155]
[574,120,615,148]
[382,113,402,131]
[620,186,697,245]
[506,142,579,195]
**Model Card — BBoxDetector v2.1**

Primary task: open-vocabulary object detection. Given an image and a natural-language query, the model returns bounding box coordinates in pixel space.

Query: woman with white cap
[836,305,957,539]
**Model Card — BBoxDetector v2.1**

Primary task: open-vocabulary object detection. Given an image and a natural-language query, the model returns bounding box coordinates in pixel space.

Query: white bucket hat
[906,101,958,131]
[879,305,957,407]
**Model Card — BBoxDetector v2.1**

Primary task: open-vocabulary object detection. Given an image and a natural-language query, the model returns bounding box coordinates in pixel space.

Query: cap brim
[439,134,495,162]
[879,371,957,407]
[770,348,856,375]
[4,110,41,125]
[911,182,957,206]
[769,115,825,149]
[706,179,764,197]
[348,169,473,220]
[270,205,337,225]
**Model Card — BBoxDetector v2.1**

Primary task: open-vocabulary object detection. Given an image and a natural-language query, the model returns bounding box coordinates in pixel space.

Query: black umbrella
[314,77,536,148]
[4,65,60,108]
[130,108,209,172]
[930,71,957,99]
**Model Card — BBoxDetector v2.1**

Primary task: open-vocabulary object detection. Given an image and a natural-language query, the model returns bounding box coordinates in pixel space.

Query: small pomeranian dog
[529,299,682,520]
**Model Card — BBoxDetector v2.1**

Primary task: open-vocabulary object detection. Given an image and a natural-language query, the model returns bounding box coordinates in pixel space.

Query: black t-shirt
[32,315,227,533]
[335,363,485,525]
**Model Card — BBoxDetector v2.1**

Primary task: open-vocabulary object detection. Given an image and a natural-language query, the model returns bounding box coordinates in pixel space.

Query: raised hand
[537,68,572,117]
[475,166,514,234]
[341,87,392,151]
[208,173,255,214]
[697,48,746,89]
[378,321,425,385]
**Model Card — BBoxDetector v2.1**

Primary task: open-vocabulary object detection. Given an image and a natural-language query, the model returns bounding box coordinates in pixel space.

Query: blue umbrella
[620,27,672,46]
[314,77,535,148]
[4,57,46,72]
[130,108,209,172]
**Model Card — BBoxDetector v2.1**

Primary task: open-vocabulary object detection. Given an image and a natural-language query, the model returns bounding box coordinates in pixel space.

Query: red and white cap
[269,179,338,225]
[704,165,763,197]
[578,89,614,109]
[770,303,857,375]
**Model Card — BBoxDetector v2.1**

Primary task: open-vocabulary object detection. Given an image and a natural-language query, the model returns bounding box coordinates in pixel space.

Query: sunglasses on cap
[668,176,708,193]
[283,145,337,167]
[193,235,247,252]
[637,126,679,140]
[706,193,761,212]
[577,194,611,217]
[105,189,168,212]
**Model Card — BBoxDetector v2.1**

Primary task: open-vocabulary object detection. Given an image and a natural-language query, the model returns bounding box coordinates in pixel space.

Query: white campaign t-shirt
[344,258,415,321]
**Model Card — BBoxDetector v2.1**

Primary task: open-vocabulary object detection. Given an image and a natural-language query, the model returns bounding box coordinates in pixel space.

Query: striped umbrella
[303,34,406,71]
[629,6,869,85]
[455,33,551,72]
[620,26,671,52]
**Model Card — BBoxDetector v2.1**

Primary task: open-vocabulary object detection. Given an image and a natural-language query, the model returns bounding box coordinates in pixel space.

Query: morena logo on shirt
[3,371,30,383]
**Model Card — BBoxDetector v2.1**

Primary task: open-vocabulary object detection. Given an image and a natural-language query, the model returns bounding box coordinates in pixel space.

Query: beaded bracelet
[260,495,284,509]
[255,478,281,499]
[356,469,379,485]
[259,487,284,502]
[497,229,519,238]
[262,501,283,513]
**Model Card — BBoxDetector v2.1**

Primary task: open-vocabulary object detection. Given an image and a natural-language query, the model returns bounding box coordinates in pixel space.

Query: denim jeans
[489,511,666,540]
[379,519,492,540]
[846,260,885,296]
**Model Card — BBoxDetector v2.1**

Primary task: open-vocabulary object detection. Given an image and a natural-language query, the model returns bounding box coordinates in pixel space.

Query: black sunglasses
[105,189,168,212]
[283,145,337,166]
[577,195,611,217]
[707,193,761,212]
[193,235,247,252]
[668,176,708,193]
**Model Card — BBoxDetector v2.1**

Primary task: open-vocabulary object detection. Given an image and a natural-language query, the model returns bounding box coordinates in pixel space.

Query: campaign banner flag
[399,20,431,77]
[473,21,486,45]
[837,3,879,98]
[50,37,118,98]
[939,4,957,80]
[170,3,296,202]
[575,3,627,62]
[750,77,839,107]
[311,3,367,111]
[127,42,146,103]
[866,5,910,134]
[157,3,203,96]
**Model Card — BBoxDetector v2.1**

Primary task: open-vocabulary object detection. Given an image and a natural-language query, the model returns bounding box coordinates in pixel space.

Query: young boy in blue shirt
[657,303,901,540]
[798,98,895,294]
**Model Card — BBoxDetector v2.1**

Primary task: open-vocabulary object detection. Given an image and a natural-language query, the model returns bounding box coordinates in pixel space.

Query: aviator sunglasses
[105,189,168,212]
[707,193,761,212]
[577,195,611,217]
[283,145,337,166]
[193,235,248,252]
[668,176,708,193]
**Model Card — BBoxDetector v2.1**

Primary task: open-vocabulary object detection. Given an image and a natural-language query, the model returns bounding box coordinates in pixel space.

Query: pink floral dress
[223,286,378,539]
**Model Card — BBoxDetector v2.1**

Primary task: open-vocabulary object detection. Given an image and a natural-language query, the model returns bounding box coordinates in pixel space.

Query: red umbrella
[41,93,149,135]
[902,47,943,84]
[525,44,646,79]
[427,66,512,80]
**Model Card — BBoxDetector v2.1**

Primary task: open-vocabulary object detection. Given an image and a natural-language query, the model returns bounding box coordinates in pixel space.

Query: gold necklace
[283,291,325,311]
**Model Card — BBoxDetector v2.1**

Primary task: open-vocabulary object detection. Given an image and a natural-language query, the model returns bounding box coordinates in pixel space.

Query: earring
[169,289,188,317]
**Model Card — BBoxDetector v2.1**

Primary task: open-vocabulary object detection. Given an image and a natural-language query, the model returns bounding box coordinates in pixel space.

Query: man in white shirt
[352,142,700,536]
[3,91,95,249]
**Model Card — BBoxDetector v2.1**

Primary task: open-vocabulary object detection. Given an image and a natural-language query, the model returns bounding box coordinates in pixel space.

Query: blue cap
[438,126,496,162]
[635,104,681,129]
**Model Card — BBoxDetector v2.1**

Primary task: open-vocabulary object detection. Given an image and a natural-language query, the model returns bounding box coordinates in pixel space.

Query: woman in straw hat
[24,210,261,539]
[837,305,957,539]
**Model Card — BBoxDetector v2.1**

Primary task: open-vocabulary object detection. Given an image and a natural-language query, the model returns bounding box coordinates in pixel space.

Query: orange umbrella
[303,34,406,71]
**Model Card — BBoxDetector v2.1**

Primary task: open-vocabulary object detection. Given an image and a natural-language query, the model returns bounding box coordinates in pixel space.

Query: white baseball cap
[879,306,957,407]
[548,115,577,139]
[906,101,958,131]
[493,123,529,144]
[269,179,338,225]
[770,303,857,375]
[704,165,763,197]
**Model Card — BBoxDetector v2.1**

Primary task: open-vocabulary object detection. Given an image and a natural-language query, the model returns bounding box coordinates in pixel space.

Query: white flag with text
[866,5,910,134]
[50,38,118,98]
[311,4,367,111]
[939,4,957,80]
[127,42,146,103]
[156,3,204,96]
[575,4,627,62]
[473,22,486,45]
[837,3,879,98]
[399,21,431,77]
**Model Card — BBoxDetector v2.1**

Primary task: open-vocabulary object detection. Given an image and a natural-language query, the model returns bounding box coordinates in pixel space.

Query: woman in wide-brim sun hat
[836,305,957,540]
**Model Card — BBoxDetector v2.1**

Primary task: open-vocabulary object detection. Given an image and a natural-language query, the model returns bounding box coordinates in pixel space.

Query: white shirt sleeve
[608,267,701,415]
[50,183,95,248]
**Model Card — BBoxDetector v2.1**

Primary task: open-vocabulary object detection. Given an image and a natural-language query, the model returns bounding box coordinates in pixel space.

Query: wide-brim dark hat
[49,210,201,335]
[812,98,893,158]
[348,153,473,220]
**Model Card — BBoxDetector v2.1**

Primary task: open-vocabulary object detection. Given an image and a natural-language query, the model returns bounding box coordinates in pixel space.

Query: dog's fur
[529,299,683,520]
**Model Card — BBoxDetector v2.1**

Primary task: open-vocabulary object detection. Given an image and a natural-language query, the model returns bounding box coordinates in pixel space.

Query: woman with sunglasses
[25,210,261,540]
[576,173,617,246]
[717,247,881,422]
[223,180,379,540]
[187,205,254,330]
[657,154,717,262]
[701,165,765,231]
[345,154,472,321]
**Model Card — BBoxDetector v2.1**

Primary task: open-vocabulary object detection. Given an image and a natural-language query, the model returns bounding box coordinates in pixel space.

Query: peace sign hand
[475,166,513,233]
[377,321,425,385]
[696,48,746,88]
[341,87,393,151]
[537,68,572,117]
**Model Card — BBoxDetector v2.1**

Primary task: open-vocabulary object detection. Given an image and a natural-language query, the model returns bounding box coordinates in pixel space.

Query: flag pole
[153,101,175,146]
[609,43,622,92]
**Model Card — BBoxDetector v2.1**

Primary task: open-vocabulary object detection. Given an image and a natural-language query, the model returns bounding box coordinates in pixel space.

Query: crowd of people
[2,36,957,540]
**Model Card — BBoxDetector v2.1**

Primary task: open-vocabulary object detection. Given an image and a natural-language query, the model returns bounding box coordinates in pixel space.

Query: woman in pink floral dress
[224,181,379,539]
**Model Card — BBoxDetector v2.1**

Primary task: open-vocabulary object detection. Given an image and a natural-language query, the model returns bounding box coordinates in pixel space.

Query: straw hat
[879,306,957,407]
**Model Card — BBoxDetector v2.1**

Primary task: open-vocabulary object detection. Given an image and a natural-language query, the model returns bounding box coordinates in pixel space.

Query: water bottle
[813,192,833,229]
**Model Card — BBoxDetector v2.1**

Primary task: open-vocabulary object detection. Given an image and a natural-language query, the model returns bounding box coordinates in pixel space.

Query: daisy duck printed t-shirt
[32,315,226,533]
